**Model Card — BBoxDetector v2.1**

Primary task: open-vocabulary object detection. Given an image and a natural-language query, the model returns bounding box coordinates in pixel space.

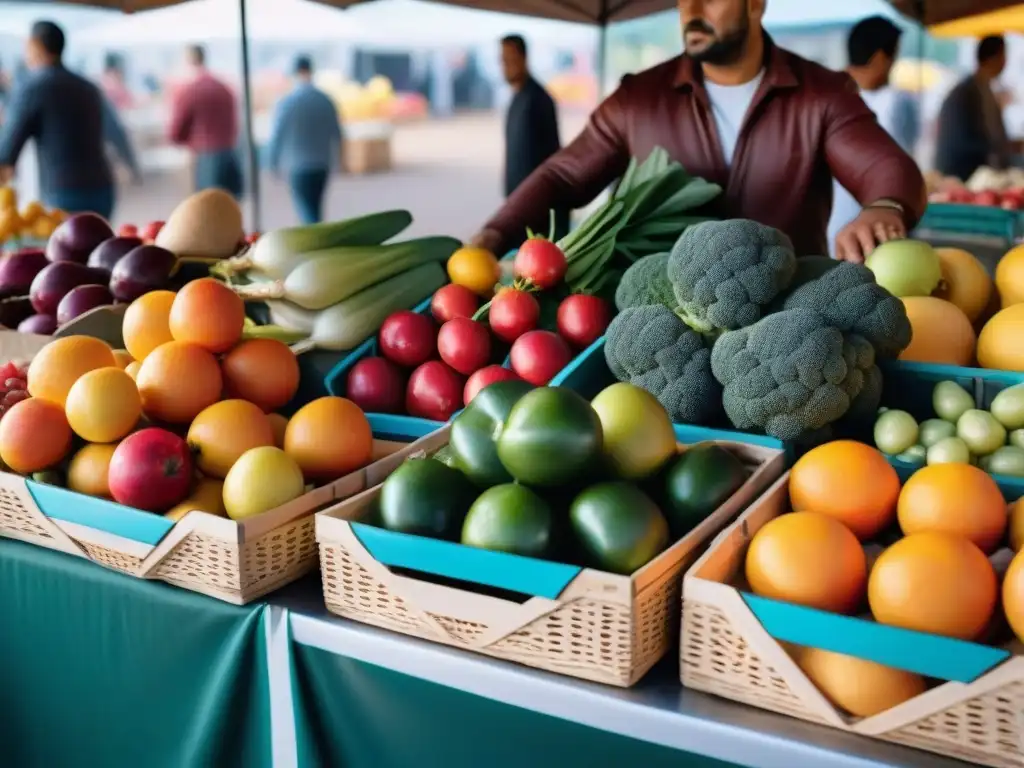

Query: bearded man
[470,0,926,263]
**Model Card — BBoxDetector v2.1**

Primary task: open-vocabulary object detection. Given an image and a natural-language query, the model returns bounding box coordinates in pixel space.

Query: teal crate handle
[350,522,581,599]
[368,413,444,441]
[742,593,1009,683]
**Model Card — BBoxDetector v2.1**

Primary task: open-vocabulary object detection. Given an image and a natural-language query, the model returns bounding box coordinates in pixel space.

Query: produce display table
[0,538,272,768]
[273,579,973,768]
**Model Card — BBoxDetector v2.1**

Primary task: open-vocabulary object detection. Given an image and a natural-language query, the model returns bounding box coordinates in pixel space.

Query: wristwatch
[866,199,906,219]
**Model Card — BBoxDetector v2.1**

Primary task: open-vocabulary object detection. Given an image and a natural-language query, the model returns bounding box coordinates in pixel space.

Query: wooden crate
[681,472,1024,768]
[317,427,785,686]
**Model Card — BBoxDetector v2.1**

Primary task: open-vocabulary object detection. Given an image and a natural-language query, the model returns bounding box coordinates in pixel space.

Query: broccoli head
[667,219,797,335]
[782,261,911,358]
[710,308,862,440]
[615,252,676,312]
[605,304,722,425]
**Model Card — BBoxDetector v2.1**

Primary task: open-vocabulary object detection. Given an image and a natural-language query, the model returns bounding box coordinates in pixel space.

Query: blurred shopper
[500,35,567,239]
[0,21,139,219]
[101,55,133,111]
[266,55,342,224]
[828,16,919,258]
[168,45,242,199]
[935,36,1022,180]
[472,0,924,263]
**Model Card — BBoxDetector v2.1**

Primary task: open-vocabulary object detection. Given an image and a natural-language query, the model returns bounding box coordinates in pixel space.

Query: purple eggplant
[45,213,114,263]
[0,296,34,329]
[56,284,114,326]
[87,236,144,274]
[0,248,49,294]
[109,244,177,302]
[18,314,57,335]
[29,262,109,315]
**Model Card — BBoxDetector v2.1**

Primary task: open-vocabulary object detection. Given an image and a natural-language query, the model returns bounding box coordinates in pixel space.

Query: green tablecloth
[290,643,736,768]
[0,539,271,768]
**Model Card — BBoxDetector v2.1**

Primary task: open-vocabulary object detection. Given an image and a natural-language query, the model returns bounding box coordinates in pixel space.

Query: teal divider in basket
[351,522,581,599]
[918,202,1021,243]
[551,335,784,451]
[367,412,442,441]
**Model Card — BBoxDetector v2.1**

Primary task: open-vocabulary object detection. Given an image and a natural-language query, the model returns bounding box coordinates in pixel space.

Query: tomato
[464,365,522,405]
[379,311,436,368]
[431,284,479,324]
[556,294,612,349]
[345,357,405,413]
[514,238,567,290]
[406,360,464,421]
[510,330,572,385]
[447,247,501,297]
[489,288,539,343]
[437,317,491,375]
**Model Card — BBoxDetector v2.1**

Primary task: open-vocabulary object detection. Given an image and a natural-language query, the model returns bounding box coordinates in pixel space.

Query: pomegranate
[464,365,521,405]
[108,428,194,512]
[345,357,406,413]
[430,284,479,323]
[510,330,572,385]
[556,294,612,348]
[406,361,464,421]
[379,310,436,368]
[489,288,539,343]
[514,237,567,289]
[437,317,491,375]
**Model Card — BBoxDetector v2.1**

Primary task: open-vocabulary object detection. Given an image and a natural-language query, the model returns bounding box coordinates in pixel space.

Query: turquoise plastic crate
[738,469,1022,683]
[918,202,1022,243]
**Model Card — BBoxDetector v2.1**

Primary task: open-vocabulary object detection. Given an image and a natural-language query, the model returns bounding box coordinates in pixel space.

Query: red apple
[108,428,193,512]
[118,223,138,238]
[141,221,165,242]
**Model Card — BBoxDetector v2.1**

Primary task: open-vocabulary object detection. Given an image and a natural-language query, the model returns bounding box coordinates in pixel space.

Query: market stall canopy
[927,4,1024,37]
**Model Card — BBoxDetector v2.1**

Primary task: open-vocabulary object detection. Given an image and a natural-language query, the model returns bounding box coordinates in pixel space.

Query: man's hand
[469,227,503,254]
[834,206,906,263]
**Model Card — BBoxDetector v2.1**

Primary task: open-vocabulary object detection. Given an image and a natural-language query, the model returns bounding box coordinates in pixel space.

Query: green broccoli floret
[782,261,911,358]
[614,253,676,312]
[843,362,883,426]
[710,308,858,440]
[765,255,839,313]
[605,305,722,425]
[667,219,797,335]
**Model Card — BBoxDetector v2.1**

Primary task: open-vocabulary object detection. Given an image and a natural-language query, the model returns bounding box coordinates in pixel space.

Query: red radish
[514,237,567,289]
[379,311,436,368]
[556,294,612,349]
[438,317,491,375]
[108,428,194,512]
[975,191,1000,207]
[141,221,165,242]
[118,224,138,237]
[464,365,521,405]
[345,357,405,413]
[489,288,539,343]
[406,361,463,421]
[431,283,479,323]
[510,330,572,385]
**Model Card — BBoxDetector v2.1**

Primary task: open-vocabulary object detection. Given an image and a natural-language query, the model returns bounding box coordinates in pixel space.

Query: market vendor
[470,0,926,263]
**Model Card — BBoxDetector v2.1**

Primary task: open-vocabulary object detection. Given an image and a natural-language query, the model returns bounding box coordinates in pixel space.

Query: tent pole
[239,0,261,231]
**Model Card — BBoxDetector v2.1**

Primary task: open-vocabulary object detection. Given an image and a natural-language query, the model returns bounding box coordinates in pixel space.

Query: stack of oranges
[744,440,1022,718]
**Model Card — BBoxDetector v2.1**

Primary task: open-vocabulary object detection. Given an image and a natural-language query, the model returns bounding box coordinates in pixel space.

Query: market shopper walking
[471,0,925,263]
[168,45,243,199]
[0,21,140,220]
[935,36,1022,181]
[828,16,920,258]
[500,35,567,239]
[266,55,342,225]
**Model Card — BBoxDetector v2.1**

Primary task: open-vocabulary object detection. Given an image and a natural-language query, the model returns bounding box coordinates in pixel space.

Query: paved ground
[115,111,589,241]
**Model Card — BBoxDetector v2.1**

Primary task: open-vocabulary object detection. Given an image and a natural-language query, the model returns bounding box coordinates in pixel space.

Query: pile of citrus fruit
[0,277,374,521]
[744,440,1024,718]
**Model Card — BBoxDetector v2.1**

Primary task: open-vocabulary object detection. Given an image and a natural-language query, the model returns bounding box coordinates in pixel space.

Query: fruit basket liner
[0,433,437,605]
[918,203,1022,243]
[315,425,785,687]
[681,471,1024,768]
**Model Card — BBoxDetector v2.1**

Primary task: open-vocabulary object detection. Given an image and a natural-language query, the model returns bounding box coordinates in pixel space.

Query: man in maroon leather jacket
[471,0,926,263]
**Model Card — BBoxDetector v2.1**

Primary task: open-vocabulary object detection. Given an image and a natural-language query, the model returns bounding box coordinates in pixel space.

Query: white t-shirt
[704,70,766,167]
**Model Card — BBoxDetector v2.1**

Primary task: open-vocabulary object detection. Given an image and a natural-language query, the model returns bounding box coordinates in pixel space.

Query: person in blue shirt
[266,55,342,224]
[0,20,139,220]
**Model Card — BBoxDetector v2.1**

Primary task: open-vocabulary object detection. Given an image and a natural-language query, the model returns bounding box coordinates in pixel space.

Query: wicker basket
[681,472,1024,768]
[317,428,785,686]
[0,436,429,604]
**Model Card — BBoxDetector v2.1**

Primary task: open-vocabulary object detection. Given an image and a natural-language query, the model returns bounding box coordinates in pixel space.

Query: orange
[65,367,141,443]
[446,247,501,297]
[187,399,275,479]
[790,645,927,717]
[996,243,1024,308]
[26,335,116,407]
[933,247,993,323]
[122,290,176,362]
[897,463,1007,553]
[267,413,288,448]
[165,477,226,522]
[136,341,222,424]
[67,443,118,498]
[868,532,997,641]
[899,297,976,367]
[745,511,867,614]
[978,303,1024,372]
[284,396,373,482]
[0,398,72,474]
[112,349,134,369]
[169,278,245,354]
[1002,549,1024,642]
[221,339,300,412]
[1010,499,1024,552]
[789,441,900,540]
